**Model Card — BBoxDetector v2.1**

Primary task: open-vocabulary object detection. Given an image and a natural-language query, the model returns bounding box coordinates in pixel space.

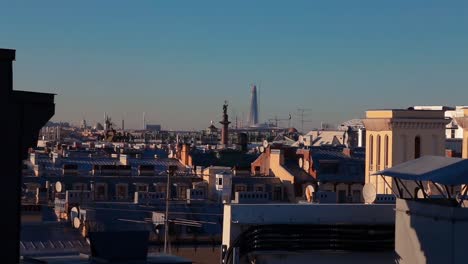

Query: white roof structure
[304,130,346,146]
[373,156,468,185]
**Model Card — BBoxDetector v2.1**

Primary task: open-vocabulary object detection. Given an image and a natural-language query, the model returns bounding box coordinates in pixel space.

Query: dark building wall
[1,48,55,262]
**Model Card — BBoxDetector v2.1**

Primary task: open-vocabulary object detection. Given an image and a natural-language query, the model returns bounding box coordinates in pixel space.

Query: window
[384,135,389,168]
[136,184,148,192]
[415,136,421,159]
[338,190,347,203]
[376,135,381,168]
[116,184,128,199]
[254,166,261,175]
[369,135,374,169]
[352,190,361,203]
[254,185,264,192]
[217,177,223,186]
[194,185,206,195]
[273,186,282,201]
[451,129,456,139]
[96,184,106,200]
[73,183,86,191]
[177,186,187,199]
[235,185,246,192]
[26,183,41,192]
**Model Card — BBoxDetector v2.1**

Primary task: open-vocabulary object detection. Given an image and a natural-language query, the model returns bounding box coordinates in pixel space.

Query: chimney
[181,144,190,166]
[342,148,353,157]
[445,149,454,158]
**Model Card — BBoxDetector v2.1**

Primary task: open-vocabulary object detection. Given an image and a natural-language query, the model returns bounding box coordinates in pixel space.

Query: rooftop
[366,109,446,119]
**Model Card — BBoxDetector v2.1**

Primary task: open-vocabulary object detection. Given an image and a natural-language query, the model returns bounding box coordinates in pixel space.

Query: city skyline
[1,1,468,130]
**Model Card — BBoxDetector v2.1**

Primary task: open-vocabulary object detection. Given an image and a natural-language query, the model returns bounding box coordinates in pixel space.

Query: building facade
[363,109,448,194]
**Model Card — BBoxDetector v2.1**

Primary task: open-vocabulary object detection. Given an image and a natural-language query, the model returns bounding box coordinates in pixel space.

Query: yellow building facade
[363,110,448,195]
[455,108,468,159]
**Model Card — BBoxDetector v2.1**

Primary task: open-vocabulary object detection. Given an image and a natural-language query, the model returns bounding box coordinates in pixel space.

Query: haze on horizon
[1,1,467,131]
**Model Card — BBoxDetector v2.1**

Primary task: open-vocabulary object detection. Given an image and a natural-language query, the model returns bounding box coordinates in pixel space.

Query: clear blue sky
[1,1,467,130]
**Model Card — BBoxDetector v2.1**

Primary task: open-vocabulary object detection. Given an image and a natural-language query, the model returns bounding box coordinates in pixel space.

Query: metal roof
[373,156,468,185]
[22,254,192,264]
[34,154,187,176]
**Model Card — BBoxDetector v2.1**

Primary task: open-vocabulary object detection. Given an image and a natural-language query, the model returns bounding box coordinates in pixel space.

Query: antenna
[241,112,244,128]
[296,108,313,133]
[268,113,292,128]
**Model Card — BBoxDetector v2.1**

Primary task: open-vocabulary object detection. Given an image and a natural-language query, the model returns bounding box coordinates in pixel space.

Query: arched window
[384,135,389,168]
[369,135,374,169]
[415,136,421,159]
[376,135,381,169]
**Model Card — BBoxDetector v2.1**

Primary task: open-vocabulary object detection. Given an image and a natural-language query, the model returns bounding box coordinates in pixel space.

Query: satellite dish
[305,185,315,203]
[55,181,63,193]
[73,217,81,229]
[298,158,303,168]
[304,160,310,170]
[259,146,265,153]
[417,189,425,199]
[363,183,377,204]
[262,140,269,148]
[70,207,79,223]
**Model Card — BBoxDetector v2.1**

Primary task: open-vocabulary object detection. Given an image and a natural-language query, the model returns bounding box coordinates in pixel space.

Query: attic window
[415,136,421,159]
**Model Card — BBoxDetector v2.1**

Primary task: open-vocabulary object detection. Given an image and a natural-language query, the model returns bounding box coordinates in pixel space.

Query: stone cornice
[391,118,449,129]
[363,118,450,131]
[362,119,391,131]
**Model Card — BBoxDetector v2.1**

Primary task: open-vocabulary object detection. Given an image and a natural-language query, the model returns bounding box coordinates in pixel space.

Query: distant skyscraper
[80,119,87,129]
[104,112,108,130]
[248,84,259,127]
